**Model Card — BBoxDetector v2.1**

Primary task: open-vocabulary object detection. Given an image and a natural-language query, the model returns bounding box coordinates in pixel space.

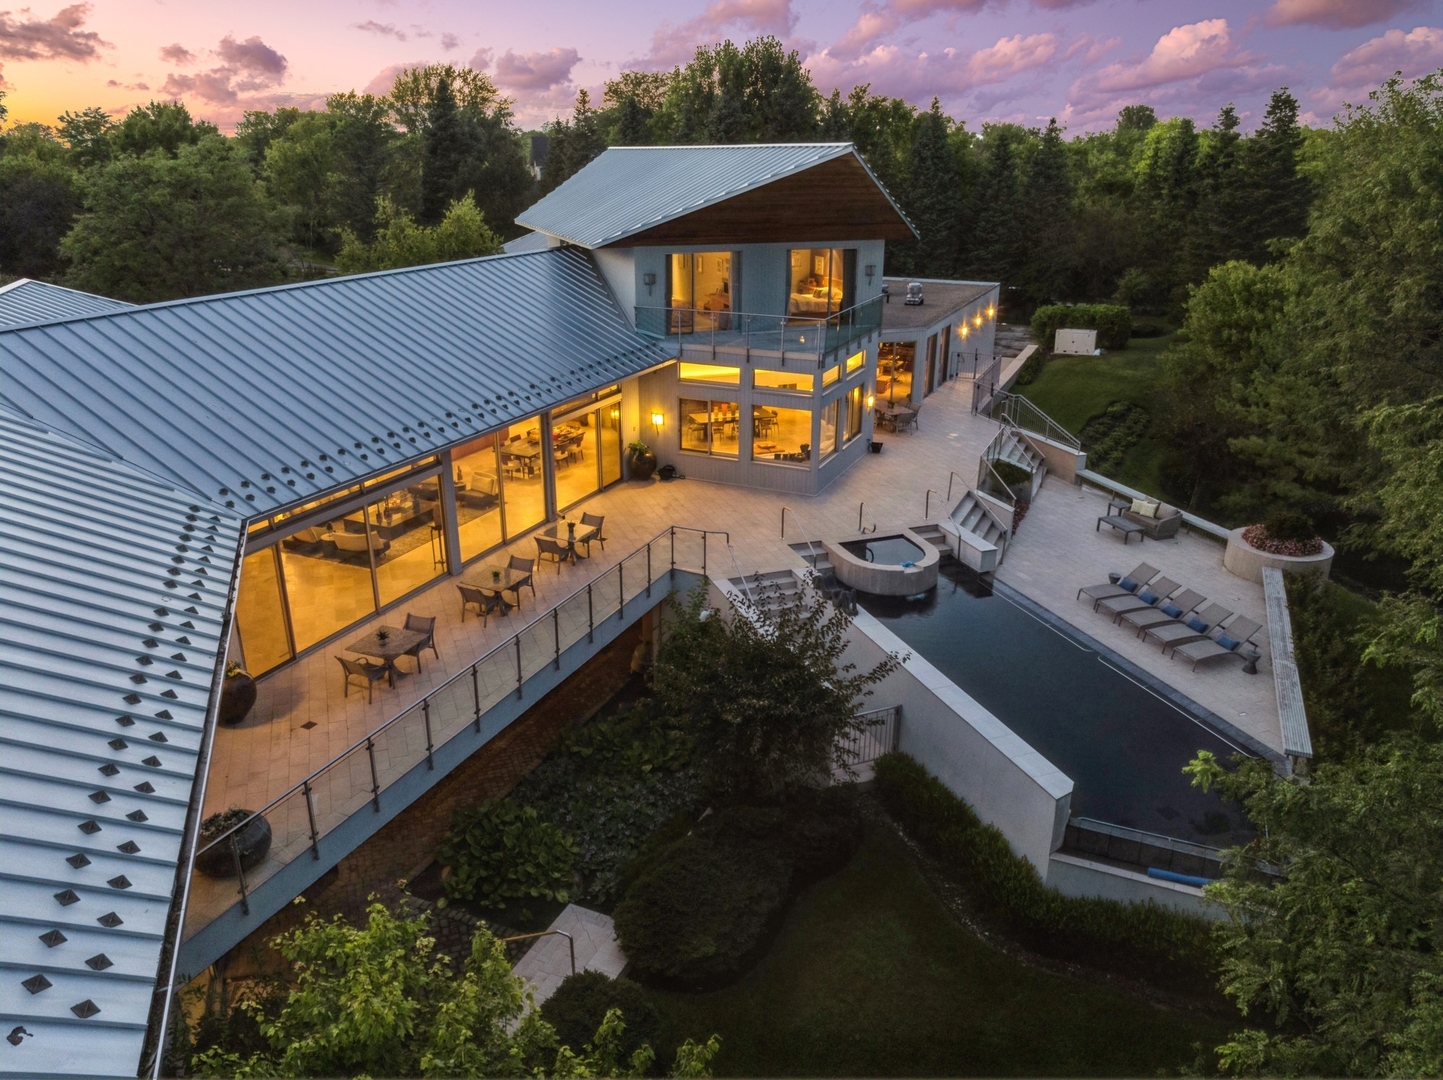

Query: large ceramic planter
[628,449,658,481]
[219,670,257,726]
[195,813,273,878]
[1223,527,1334,584]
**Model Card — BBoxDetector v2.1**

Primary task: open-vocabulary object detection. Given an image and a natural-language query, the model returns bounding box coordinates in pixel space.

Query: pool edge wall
[825,530,939,597]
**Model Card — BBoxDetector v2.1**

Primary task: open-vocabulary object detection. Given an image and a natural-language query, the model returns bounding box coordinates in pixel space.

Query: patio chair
[337,655,389,703]
[1077,561,1159,605]
[1095,576,1180,619]
[897,408,919,433]
[1171,616,1263,671]
[1143,603,1234,652]
[507,556,537,603]
[536,535,569,573]
[458,584,503,626]
[401,613,438,672]
[579,512,606,555]
[1118,588,1205,634]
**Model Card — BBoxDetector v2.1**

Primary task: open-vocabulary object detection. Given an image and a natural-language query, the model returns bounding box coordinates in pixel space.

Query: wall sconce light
[650,409,665,431]
[974,314,983,327]
[865,393,876,409]
[987,305,996,318]
[960,324,968,338]
[864,264,876,285]
[642,272,657,297]
[609,406,620,421]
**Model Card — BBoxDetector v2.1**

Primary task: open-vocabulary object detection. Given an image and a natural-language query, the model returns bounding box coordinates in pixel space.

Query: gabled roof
[0,248,673,517]
[0,406,242,1080]
[515,143,915,249]
[502,230,551,255]
[0,279,133,329]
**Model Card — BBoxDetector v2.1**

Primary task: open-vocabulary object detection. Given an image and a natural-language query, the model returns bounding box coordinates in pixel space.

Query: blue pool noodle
[1147,867,1212,888]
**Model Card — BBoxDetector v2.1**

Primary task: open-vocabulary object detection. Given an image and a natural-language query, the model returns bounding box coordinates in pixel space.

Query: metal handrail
[992,390,1081,450]
[195,525,728,861]
[500,929,576,976]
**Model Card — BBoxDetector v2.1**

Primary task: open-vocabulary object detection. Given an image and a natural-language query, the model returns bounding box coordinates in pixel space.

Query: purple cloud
[648,0,797,66]
[441,31,459,50]
[1329,25,1443,86]
[493,46,581,91]
[216,34,287,78]
[0,2,109,61]
[159,42,194,64]
[161,32,288,105]
[1266,0,1429,30]
[354,20,406,41]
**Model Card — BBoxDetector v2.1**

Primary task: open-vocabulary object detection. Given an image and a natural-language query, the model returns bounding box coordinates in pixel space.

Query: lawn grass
[653,824,1230,1077]
[1018,333,1179,499]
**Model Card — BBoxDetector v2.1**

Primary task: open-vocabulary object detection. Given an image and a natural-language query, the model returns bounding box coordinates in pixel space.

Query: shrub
[540,972,660,1065]
[1079,401,1150,475]
[438,798,577,911]
[989,459,1032,491]
[874,753,1215,990]
[1031,304,1133,351]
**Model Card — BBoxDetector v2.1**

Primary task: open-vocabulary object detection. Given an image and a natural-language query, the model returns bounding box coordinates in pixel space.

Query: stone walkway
[512,905,627,1005]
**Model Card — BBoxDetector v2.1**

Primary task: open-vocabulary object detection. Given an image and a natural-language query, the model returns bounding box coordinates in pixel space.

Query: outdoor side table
[1096,515,1145,543]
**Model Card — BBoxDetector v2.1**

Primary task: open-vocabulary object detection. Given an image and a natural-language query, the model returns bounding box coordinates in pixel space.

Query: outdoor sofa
[1108,497,1184,540]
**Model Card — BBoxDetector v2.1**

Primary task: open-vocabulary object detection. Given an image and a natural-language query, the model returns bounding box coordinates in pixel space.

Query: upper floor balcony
[636,296,883,368]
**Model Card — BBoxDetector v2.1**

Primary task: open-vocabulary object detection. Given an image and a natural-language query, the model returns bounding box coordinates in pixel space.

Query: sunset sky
[2,0,1440,134]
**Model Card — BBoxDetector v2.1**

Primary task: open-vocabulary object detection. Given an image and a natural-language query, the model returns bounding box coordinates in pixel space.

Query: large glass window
[235,548,291,674]
[879,342,915,404]
[601,404,623,488]
[499,415,546,536]
[820,400,839,460]
[845,384,864,444]
[669,252,732,332]
[364,485,447,608]
[753,368,813,392]
[279,517,378,653]
[453,434,503,561]
[788,248,855,317]
[753,404,812,464]
[680,397,739,456]
[821,364,840,387]
[846,350,865,375]
[553,407,601,511]
[679,362,740,384]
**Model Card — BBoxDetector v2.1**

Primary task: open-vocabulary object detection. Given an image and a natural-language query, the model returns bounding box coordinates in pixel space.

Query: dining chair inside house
[401,613,438,672]
[337,655,389,703]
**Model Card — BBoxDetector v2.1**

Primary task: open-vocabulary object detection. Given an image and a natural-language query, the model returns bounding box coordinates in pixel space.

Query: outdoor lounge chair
[1171,616,1263,671]
[1077,561,1159,605]
[1119,588,1206,634]
[536,535,569,573]
[1143,603,1233,651]
[458,584,503,625]
[401,613,438,672]
[1096,577,1180,618]
[337,655,389,703]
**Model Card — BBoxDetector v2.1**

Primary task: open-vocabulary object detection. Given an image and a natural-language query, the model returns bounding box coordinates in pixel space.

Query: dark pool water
[841,534,927,565]
[859,562,1251,847]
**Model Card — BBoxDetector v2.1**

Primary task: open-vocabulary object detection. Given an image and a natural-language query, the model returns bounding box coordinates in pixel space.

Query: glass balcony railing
[636,295,883,366]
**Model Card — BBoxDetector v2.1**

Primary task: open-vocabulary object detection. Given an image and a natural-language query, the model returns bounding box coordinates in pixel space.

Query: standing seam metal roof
[0,280,134,329]
[516,143,900,249]
[0,407,242,1080]
[0,248,673,516]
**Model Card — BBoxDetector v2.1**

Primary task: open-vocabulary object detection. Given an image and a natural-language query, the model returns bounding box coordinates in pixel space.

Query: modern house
[1,142,1017,1080]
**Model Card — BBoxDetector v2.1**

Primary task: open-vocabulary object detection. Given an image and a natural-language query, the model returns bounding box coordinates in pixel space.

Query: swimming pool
[858,562,1252,847]
[841,534,927,564]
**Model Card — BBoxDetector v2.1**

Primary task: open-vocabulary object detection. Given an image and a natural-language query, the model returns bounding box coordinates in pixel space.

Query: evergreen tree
[421,76,465,225]
[615,97,651,145]
[965,125,1028,293]
[1019,117,1074,304]
[1189,104,1249,275]
[1241,88,1311,262]
[326,92,396,243]
[539,89,607,194]
[899,99,960,278]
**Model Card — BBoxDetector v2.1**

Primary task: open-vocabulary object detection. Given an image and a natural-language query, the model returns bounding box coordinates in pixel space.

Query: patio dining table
[464,566,534,613]
[544,522,598,562]
[345,625,428,685]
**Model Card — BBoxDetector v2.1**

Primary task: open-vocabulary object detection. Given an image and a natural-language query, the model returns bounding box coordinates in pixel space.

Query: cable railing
[991,390,1081,450]
[190,526,727,923]
[635,295,883,367]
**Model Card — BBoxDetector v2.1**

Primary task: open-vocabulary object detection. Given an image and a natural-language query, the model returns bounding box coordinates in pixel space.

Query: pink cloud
[0,2,109,61]
[161,32,288,105]
[354,20,407,41]
[159,42,194,65]
[646,0,797,66]
[493,46,581,91]
[1086,19,1254,94]
[1265,0,1427,30]
[1329,25,1443,86]
[806,31,1055,106]
[964,32,1058,83]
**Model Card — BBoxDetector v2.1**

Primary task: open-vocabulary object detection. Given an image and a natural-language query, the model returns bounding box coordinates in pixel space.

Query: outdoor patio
[191,369,1282,936]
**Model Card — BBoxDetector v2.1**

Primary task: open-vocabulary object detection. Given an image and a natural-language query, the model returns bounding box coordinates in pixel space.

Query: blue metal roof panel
[502,230,551,254]
[515,143,862,249]
[0,279,133,329]
[0,248,673,515]
[0,408,241,1080]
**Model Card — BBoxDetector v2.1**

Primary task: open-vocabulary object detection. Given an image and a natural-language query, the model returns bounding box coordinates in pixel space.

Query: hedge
[1031,304,1133,351]
[539,971,660,1064]
[873,753,1215,990]
[614,788,862,989]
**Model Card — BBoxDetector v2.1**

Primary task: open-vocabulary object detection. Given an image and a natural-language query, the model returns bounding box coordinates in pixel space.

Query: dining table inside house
[501,442,542,475]
[464,566,534,613]
[345,625,429,684]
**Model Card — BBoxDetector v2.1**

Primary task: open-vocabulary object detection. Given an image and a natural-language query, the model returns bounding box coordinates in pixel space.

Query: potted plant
[219,661,257,726]
[195,807,272,878]
[627,440,658,481]
[491,568,502,585]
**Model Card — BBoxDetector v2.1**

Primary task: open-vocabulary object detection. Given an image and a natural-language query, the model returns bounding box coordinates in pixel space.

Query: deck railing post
[617,561,624,620]
[702,531,707,578]
[232,835,249,916]
[515,635,523,699]
[646,542,652,597]
[304,779,319,859]
[587,582,594,643]
[422,699,434,769]
[366,737,381,810]
[669,527,676,578]
[553,608,561,670]
[471,664,481,732]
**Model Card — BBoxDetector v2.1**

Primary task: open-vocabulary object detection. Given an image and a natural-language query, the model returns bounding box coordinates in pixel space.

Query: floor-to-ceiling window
[879,342,915,404]
[235,548,292,673]
[787,248,855,317]
[819,399,839,460]
[453,434,504,561]
[499,415,546,536]
[844,384,865,444]
[924,333,938,397]
[669,252,733,332]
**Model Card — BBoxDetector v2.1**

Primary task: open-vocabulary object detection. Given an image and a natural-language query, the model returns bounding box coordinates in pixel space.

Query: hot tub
[824,528,939,597]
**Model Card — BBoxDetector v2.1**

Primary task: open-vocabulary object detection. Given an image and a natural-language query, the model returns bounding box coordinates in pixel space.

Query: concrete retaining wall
[1019,432,1088,484]
[1046,853,1224,919]
[1223,528,1334,584]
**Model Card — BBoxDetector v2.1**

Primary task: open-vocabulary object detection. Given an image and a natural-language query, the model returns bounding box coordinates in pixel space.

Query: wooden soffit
[611,154,916,247]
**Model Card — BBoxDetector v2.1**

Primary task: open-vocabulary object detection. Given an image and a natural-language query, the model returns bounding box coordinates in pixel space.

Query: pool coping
[989,576,1283,764]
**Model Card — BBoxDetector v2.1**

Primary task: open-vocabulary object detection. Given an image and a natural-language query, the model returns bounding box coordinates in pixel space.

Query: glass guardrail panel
[591,566,622,623]
[518,618,554,682]
[555,589,592,654]
[669,529,706,574]
[426,670,477,743]
[619,549,652,604]
[475,644,517,712]
[369,708,424,791]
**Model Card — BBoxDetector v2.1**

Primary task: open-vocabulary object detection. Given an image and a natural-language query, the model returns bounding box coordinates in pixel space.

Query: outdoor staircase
[909,523,952,554]
[949,492,1010,548]
[731,568,803,616]
[995,428,1047,489]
